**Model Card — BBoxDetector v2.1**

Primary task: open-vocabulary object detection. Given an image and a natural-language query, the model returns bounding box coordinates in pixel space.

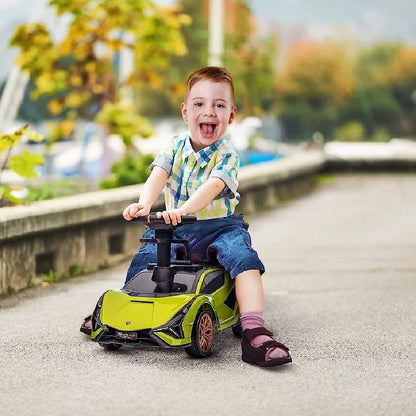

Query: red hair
[185,66,235,103]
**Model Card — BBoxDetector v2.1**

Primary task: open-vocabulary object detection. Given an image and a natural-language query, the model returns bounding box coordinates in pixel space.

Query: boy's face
[181,79,237,152]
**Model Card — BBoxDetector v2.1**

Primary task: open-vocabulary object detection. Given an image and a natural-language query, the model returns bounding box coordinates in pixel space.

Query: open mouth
[200,123,217,137]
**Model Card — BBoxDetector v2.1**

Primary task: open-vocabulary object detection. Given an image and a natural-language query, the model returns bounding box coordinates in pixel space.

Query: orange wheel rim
[198,314,213,353]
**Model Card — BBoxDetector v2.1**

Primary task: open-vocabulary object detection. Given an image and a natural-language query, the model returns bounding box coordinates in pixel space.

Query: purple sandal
[241,327,292,367]
[80,315,92,335]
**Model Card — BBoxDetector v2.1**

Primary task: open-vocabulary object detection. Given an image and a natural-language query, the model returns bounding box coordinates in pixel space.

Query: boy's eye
[195,102,203,107]
[216,103,224,108]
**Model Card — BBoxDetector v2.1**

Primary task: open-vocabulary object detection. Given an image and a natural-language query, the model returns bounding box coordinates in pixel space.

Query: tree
[337,43,416,138]
[389,45,416,134]
[9,0,190,146]
[276,41,354,140]
[339,43,402,137]
[277,41,353,104]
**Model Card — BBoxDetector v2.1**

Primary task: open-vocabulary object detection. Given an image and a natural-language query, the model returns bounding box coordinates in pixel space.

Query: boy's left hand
[156,209,184,226]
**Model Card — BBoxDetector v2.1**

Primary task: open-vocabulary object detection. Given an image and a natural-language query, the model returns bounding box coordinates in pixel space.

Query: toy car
[90,214,240,357]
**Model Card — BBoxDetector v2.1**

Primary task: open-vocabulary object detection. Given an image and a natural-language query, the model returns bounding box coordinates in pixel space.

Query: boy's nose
[204,105,216,116]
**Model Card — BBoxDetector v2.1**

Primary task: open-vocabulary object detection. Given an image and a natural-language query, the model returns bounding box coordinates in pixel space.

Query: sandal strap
[243,326,273,341]
[262,340,290,352]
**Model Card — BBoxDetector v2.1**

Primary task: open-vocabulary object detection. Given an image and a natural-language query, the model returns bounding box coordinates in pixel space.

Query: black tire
[99,342,122,351]
[231,320,242,338]
[185,310,214,358]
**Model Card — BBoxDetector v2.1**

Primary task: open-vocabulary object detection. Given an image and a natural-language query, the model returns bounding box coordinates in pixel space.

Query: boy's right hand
[122,203,150,221]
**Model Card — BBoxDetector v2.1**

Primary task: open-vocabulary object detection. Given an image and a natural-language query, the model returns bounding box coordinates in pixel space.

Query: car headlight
[154,302,193,339]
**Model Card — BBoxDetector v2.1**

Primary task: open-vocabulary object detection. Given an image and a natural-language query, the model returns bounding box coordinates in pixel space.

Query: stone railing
[324,139,416,171]
[0,150,325,295]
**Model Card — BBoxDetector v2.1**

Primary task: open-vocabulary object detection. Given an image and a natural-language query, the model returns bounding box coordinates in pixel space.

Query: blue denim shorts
[125,214,265,283]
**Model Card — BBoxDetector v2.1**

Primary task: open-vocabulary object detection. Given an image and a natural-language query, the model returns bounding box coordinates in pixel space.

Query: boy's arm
[157,177,225,225]
[123,166,169,220]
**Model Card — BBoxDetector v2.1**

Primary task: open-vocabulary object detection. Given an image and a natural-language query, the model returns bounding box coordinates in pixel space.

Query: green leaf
[0,185,23,204]
[0,134,20,154]
[0,125,30,153]
[27,131,44,142]
[8,150,44,179]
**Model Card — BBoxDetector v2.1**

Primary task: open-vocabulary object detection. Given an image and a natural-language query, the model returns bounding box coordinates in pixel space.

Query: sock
[240,312,288,361]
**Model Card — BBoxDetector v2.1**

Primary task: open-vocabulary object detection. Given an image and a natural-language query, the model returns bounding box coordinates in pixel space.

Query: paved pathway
[1,174,415,416]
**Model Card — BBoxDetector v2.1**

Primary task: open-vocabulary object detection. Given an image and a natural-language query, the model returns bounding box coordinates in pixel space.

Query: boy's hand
[123,203,150,221]
[156,209,183,226]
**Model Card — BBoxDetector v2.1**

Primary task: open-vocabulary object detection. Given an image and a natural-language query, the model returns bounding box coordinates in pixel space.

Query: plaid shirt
[151,132,240,219]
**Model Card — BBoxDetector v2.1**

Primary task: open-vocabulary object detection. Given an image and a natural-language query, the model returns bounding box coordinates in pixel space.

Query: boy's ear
[181,103,188,123]
[228,106,237,125]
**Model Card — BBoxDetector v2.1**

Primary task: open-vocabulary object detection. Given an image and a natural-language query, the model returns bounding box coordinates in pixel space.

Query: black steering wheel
[130,213,197,292]
[132,213,197,230]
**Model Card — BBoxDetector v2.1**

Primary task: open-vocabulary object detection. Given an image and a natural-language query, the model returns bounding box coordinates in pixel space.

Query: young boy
[122,66,291,367]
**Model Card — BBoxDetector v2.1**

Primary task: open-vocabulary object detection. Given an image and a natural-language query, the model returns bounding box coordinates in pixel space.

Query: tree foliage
[339,43,402,136]
[9,0,416,144]
[277,41,353,105]
[0,126,44,205]
[345,43,416,137]
[275,41,353,139]
[390,46,416,108]
[10,0,190,144]
[275,39,416,140]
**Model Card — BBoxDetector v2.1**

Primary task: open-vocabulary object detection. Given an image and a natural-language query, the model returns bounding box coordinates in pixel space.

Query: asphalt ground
[1,173,415,416]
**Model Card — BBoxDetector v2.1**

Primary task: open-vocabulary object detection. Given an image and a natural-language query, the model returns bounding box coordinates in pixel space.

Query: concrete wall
[0,151,325,295]
[324,140,416,171]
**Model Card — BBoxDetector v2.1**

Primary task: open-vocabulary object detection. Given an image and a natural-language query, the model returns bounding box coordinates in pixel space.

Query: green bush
[372,127,390,142]
[334,121,366,142]
[25,179,90,202]
[99,154,154,189]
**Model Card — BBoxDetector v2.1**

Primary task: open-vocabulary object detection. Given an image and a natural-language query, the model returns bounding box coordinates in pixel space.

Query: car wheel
[185,310,214,358]
[99,342,122,351]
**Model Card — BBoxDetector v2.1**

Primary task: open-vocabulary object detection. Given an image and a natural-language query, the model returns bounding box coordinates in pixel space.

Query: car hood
[100,290,195,330]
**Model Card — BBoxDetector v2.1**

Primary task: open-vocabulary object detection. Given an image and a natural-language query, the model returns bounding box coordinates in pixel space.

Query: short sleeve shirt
[151,132,240,220]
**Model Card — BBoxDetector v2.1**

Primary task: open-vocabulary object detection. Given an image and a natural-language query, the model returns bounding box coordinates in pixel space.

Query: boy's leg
[125,247,156,283]
[235,269,264,313]
[235,270,292,366]
[125,229,157,283]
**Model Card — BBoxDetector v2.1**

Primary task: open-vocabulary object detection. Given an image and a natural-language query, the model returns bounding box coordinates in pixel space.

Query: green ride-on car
[90,214,241,357]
